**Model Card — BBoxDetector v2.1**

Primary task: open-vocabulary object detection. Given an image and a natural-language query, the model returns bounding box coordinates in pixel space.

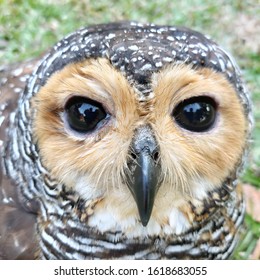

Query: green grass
[1,0,259,259]
[234,214,260,260]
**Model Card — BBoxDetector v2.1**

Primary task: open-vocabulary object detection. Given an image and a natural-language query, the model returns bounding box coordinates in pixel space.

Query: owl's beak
[126,125,162,226]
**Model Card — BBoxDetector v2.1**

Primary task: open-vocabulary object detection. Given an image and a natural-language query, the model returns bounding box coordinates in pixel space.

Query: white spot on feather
[12,68,23,77]
[128,45,139,51]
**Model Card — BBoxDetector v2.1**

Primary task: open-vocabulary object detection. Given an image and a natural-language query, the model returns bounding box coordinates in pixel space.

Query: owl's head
[16,22,253,237]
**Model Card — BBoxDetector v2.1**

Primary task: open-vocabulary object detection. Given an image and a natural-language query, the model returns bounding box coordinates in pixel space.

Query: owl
[0,21,253,260]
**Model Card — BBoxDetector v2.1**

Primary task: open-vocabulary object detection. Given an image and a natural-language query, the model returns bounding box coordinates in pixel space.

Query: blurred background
[0,0,259,259]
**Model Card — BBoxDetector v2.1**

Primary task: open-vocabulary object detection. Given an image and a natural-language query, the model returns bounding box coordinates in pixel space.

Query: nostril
[152,151,159,162]
[131,152,137,160]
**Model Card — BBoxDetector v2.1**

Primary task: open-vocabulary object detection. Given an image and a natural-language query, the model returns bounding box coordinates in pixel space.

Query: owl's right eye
[65,96,108,133]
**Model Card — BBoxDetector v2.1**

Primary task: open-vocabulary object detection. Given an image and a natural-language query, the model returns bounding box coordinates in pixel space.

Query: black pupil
[65,97,107,132]
[173,96,217,132]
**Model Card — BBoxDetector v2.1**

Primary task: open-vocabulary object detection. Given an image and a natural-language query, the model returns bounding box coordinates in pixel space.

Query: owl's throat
[126,125,162,226]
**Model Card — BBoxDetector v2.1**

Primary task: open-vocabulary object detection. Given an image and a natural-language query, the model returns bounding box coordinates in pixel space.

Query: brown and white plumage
[0,59,39,259]
[0,22,253,259]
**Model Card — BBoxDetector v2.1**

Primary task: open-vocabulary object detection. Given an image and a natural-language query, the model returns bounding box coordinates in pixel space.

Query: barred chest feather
[37,183,245,260]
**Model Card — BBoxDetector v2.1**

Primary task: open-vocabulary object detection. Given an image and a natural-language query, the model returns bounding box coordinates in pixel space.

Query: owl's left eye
[172,96,217,132]
[65,96,108,133]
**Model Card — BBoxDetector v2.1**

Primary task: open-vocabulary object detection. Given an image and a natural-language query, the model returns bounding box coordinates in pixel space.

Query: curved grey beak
[126,125,162,226]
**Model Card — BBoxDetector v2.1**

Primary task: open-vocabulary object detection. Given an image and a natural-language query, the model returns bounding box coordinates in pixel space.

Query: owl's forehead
[38,22,235,84]
[31,21,250,106]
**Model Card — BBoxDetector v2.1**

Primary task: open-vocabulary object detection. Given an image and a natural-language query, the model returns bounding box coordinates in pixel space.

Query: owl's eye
[65,96,108,133]
[172,96,217,132]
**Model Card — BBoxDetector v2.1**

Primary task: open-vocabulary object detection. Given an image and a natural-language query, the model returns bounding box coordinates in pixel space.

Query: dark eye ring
[65,96,109,133]
[172,96,217,132]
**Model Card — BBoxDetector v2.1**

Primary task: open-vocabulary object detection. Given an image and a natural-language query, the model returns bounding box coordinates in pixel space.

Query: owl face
[32,57,247,236]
